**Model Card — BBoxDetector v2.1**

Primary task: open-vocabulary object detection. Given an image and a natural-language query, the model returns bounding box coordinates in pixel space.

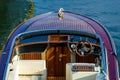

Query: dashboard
[70,35,98,44]
[69,35,101,56]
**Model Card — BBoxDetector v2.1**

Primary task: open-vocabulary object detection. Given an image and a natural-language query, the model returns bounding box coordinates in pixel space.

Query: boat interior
[6,31,107,80]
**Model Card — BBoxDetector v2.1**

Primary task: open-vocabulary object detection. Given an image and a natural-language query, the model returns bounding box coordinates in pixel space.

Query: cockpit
[8,30,106,80]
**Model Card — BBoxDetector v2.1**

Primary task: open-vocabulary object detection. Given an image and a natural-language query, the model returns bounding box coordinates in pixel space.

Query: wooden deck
[47,76,65,80]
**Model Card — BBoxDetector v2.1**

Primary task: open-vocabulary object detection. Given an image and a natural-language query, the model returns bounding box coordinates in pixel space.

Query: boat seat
[66,63,97,80]
[12,60,47,80]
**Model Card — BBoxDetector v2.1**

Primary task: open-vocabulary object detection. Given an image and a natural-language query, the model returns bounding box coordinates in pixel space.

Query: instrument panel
[69,35,101,56]
[70,36,98,44]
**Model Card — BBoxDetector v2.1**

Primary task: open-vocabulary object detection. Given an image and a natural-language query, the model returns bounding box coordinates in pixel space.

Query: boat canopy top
[3,11,115,54]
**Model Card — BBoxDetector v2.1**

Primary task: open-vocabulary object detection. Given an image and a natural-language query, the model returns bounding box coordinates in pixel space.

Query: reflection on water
[0,0,34,50]
[24,1,34,21]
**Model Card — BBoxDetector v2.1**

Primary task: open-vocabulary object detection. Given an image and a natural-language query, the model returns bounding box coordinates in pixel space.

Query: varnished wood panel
[47,77,65,80]
[46,47,56,76]
[19,52,41,60]
[76,54,96,63]
[45,46,71,79]
[48,35,69,42]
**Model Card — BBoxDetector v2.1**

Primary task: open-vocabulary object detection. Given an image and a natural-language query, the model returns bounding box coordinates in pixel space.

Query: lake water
[0,0,120,75]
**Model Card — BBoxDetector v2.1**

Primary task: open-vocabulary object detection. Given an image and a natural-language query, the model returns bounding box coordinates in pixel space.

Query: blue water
[32,0,120,58]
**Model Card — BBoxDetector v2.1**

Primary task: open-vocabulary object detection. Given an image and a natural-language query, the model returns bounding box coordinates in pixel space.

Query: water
[0,0,31,49]
[0,0,120,74]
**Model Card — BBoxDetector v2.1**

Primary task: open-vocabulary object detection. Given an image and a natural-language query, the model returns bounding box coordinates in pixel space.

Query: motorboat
[0,8,119,80]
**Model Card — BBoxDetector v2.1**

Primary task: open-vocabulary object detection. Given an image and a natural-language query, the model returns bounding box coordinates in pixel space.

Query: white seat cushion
[14,60,46,75]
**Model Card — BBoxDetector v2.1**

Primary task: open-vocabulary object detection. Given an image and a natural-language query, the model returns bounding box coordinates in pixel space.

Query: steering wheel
[75,41,92,56]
